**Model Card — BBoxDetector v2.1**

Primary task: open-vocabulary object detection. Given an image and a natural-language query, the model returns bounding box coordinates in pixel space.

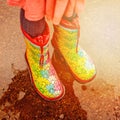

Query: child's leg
[20,9,65,101]
[20,9,45,37]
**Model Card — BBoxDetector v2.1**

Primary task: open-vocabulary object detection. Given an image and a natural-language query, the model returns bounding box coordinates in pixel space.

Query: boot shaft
[53,25,78,49]
[25,39,49,65]
[21,23,50,66]
[52,18,80,52]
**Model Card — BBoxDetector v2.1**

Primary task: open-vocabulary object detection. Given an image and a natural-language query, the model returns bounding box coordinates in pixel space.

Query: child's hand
[7,0,85,25]
[47,0,85,25]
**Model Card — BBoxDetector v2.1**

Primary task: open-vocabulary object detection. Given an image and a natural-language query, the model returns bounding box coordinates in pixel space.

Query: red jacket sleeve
[7,0,25,7]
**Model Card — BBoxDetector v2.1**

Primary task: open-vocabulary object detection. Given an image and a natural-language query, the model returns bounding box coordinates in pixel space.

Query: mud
[0,51,87,120]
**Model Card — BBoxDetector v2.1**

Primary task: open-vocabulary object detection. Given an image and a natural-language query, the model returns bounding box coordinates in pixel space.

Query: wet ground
[0,0,120,120]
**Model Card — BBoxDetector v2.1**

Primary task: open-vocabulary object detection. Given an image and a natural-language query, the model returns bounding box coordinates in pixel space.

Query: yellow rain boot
[52,18,96,83]
[21,23,65,101]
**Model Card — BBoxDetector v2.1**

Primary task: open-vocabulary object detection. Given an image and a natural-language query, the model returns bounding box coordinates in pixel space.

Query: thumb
[75,0,85,16]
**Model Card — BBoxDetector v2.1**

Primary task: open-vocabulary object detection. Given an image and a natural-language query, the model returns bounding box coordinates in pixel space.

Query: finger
[24,0,45,21]
[53,0,69,25]
[75,0,85,16]
[46,0,55,20]
[64,0,76,17]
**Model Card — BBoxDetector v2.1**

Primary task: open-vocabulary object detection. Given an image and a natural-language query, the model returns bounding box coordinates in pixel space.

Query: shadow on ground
[0,51,87,120]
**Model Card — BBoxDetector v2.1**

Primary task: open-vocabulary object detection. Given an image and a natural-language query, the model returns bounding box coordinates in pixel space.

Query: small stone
[81,85,87,91]
[59,114,64,119]
[18,91,25,100]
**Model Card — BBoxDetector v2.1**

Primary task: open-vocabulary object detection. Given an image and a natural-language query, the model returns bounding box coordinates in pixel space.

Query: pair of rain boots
[21,19,96,101]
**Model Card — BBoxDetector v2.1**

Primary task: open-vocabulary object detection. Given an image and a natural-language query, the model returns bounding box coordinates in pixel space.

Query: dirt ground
[0,54,87,120]
[0,0,120,120]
